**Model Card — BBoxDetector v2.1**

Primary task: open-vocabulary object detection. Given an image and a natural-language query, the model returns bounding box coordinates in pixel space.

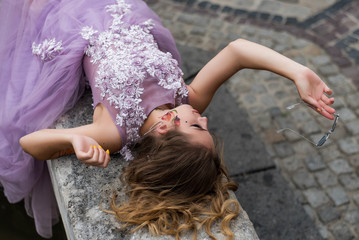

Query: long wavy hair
[107,130,239,239]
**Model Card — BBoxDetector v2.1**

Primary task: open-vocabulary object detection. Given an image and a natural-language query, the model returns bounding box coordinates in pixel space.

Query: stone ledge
[47,90,259,240]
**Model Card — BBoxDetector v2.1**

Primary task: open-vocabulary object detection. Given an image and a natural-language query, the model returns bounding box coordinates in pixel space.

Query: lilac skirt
[0,0,180,237]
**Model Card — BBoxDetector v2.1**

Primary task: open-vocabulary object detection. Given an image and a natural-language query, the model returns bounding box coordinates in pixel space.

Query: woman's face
[166,104,214,150]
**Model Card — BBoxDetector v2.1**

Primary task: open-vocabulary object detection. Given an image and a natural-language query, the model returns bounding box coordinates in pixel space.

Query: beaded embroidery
[32,38,64,61]
[80,0,188,160]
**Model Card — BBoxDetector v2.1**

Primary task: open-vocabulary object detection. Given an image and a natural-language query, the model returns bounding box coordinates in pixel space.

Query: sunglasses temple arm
[276,128,319,147]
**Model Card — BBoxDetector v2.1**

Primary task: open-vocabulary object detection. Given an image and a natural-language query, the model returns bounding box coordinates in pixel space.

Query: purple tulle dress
[0,0,187,237]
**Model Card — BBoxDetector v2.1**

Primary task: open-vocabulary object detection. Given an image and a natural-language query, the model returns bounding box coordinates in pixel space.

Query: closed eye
[191,124,206,131]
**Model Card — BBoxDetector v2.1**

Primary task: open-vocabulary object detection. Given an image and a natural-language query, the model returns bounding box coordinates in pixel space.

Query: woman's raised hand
[71,135,110,168]
[294,67,336,120]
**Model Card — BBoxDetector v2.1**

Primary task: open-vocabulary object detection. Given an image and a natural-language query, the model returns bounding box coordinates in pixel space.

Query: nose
[198,116,208,130]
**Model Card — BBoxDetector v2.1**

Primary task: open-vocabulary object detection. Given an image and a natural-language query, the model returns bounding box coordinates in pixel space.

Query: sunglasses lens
[317,133,329,147]
[331,115,339,132]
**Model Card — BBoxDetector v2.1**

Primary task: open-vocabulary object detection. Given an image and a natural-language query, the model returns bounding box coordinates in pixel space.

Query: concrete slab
[233,169,323,240]
[48,90,259,240]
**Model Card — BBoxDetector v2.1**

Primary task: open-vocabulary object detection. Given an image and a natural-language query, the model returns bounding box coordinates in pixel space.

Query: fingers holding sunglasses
[303,100,334,120]
[323,85,333,96]
[317,100,336,120]
[321,94,335,106]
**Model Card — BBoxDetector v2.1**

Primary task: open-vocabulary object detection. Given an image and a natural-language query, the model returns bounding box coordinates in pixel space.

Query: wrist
[291,65,311,84]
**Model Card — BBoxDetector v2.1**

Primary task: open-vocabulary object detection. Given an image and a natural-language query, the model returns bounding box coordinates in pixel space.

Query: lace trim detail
[32,38,64,61]
[81,0,188,160]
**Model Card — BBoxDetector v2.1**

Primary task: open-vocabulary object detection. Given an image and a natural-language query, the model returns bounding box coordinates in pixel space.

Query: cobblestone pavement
[149,0,359,239]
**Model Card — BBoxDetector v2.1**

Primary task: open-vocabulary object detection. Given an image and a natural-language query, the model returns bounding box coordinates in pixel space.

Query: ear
[156,122,169,135]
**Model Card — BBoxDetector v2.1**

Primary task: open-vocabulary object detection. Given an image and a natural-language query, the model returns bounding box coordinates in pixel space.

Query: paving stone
[319,145,341,162]
[251,84,268,94]
[268,107,282,118]
[292,169,318,189]
[256,115,272,129]
[326,186,349,206]
[242,93,257,105]
[314,169,338,188]
[345,119,359,135]
[338,137,359,155]
[339,173,359,190]
[329,222,356,240]
[273,142,294,158]
[346,92,359,109]
[304,155,326,171]
[354,193,359,206]
[293,38,310,48]
[303,204,316,220]
[260,94,277,107]
[258,1,282,14]
[351,154,359,167]
[281,156,304,172]
[264,129,286,143]
[209,31,224,40]
[282,5,311,21]
[317,204,340,223]
[328,158,353,174]
[259,70,278,81]
[317,224,330,240]
[300,120,321,135]
[338,108,357,122]
[190,26,207,35]
[274,115,296,129]
[291,109,312,122]
[293,55,307,65]
[209,19,225,29]
[274,43,291,53]
[332,96,347,109]
[318,64,339,76]
[303,188,330,208]
[344,206,359,224]
[355,225,359,237]
[327,74,347,85]
[292,140,317,155]
[274,90,291,99]
[311,55,331,66]
[177,14,196,24]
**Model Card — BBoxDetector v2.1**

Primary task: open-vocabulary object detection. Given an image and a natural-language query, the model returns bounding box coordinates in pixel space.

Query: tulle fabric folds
[0,0,180,237]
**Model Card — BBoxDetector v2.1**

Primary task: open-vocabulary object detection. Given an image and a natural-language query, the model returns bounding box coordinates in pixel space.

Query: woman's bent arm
[19,104,121,167]
[20,130,74,161]
[188,38,335,119]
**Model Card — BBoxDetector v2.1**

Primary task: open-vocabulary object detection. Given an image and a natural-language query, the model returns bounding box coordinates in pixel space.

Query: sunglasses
[316,113,339,146]
[277,102,340,147]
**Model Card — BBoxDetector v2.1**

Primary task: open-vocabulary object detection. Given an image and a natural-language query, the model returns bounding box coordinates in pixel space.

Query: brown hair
[108,130,239,239]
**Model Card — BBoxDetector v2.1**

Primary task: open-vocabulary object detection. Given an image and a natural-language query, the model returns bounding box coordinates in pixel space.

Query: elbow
[227,38,251,55]
[228,38,246,47]
[19,136,28,153]
[19,135,42,160]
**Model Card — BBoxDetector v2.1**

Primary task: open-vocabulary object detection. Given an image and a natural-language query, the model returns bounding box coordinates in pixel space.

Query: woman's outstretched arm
[187,38,335,119]
[19,104,121,168]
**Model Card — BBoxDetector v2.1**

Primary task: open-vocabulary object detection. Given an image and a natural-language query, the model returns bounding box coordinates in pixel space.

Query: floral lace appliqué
[32,38,64,61]
[81,0,188,160]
